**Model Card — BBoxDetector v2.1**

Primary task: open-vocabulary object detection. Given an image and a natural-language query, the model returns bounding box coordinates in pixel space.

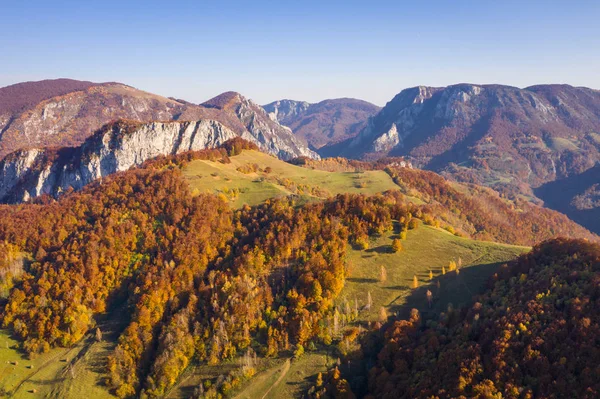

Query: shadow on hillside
[365,245,391,254]
[347,277,378,284]
[389,260,506,320]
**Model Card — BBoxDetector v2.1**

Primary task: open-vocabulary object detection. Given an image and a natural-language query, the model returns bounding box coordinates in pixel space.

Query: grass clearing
[341,225,528,320]
[548,137,580,152]
[0,311,123,399]
[183,150,403,207]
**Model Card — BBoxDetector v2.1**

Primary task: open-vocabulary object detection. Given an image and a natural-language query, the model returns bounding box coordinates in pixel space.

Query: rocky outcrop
[203,92,318,160]
[264,99,310,123]
[264,98,380,149]
[0,79,317,161]
[0,119,240,203]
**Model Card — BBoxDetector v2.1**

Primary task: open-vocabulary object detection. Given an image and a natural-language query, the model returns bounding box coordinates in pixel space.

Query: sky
[0,0,599,106]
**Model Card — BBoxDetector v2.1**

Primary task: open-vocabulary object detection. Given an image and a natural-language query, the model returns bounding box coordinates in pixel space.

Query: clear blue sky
[1,0,599,106]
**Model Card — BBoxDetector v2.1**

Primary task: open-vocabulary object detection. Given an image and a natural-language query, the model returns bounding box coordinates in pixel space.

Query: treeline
[293,156,597,246]
[386,167,598,246]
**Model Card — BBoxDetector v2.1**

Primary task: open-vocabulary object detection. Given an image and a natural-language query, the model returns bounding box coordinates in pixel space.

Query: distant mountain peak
[202,91,243,110]
[264,98,380,149]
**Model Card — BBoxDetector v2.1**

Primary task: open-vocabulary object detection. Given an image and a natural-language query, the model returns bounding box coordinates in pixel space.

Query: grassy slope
[0,308,126,399]
[182,150,404,207]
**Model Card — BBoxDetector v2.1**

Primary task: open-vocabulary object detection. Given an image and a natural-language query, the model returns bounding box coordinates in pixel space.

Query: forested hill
[0,139,596,398]
[318,238,600,398]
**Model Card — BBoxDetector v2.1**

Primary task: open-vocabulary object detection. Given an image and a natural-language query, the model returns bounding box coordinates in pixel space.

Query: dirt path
[260,358,291,399]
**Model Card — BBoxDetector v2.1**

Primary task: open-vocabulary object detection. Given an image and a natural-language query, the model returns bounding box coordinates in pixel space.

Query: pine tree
[380,265,387,283]
[412,275,419,289]
[379,307,388,322]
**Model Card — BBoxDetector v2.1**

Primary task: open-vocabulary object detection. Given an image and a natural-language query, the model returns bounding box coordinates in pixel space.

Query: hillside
[320,238,600,398]
[0,79,315,161]
[0,142,595,399]
[320,84,600,222]
[182,149,401,208]
[264,98,380,149]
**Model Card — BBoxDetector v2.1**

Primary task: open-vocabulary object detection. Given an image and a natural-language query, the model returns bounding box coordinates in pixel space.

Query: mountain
[264,98,380,149]
[0,79,316,161]
[203,91,317,159]
[0,120,253,203]
[321,84,600,201]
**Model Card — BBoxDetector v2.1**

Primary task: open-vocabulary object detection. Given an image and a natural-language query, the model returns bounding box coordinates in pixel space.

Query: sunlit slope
[182,150,402,207]
[340,224,529,320]
[171,224,529,399]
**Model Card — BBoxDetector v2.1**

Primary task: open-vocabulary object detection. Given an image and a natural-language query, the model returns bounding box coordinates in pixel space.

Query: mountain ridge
[0,79,317,161]
[321,83,600,207]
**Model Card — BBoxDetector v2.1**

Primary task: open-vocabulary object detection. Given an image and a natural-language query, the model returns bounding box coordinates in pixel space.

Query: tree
[379,307,387,322]
[366,291,372,311]
[448,260,457,272]
[316,372,323,387]
[429,270,433,280]
[408,218,419,230]
[391,238,403,252]
[380,266,387,283]
[95,327,103,342]
[426,290,433,308]
[412,275,419,289]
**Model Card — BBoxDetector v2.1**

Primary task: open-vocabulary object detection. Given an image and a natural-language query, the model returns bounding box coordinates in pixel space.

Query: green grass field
[0,309,125,399]
[182,150,403,207]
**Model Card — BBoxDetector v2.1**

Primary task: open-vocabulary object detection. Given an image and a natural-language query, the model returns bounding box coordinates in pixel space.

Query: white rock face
[233,96,318,160]
[0,120,240,202]
[372,124,399,152]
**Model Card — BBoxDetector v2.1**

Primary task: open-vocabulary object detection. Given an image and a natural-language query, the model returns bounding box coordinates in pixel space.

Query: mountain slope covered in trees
[0,140,596,398]
[319,238,600,399]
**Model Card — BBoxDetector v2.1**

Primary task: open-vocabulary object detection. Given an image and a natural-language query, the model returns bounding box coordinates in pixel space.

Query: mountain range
[319,83,600,232]
[0,79,316,161]
[1,78,600,399]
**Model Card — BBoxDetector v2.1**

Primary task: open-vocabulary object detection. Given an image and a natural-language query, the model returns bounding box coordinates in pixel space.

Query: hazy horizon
[1,1,599,106]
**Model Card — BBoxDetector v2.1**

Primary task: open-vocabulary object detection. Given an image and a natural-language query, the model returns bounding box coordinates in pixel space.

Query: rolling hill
[323,238,600,398]
[0,141,596,399]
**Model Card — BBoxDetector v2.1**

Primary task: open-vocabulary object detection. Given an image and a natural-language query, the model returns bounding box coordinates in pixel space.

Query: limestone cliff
[0,119,239,202]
